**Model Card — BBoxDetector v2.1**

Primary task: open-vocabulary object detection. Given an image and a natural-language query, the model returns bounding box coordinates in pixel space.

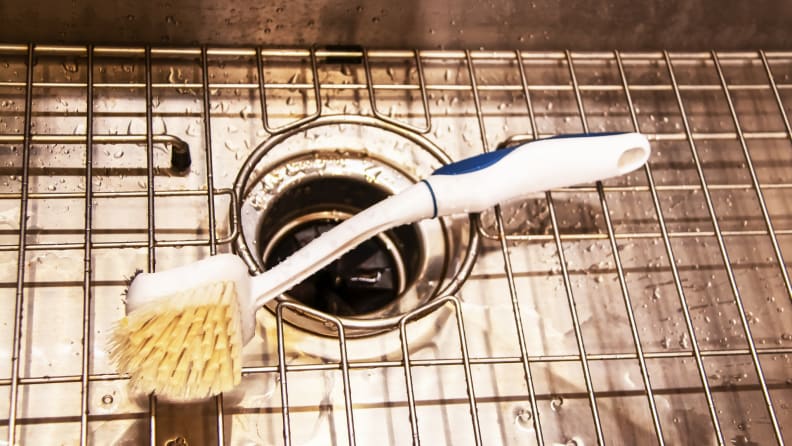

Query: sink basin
[1,39,791,446]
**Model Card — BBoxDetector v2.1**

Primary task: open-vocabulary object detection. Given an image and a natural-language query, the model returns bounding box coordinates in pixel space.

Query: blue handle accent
[433,132,627,176]
[433,145,518,176]
[420,179,438,218]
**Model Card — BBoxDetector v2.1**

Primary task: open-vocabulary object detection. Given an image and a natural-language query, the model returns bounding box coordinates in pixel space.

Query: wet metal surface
[0,46,791,445]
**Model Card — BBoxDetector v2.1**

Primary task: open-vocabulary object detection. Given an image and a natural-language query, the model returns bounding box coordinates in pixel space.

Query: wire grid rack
[0,45,791,445]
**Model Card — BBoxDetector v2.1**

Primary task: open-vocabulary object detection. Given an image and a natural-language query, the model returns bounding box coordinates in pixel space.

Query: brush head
[109,254,257,401]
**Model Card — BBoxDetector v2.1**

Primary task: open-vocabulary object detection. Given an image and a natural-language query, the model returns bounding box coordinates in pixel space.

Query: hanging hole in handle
[617,146,650,174]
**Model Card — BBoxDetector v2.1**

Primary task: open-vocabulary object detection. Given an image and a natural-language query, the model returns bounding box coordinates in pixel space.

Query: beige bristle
[109,281,244,401]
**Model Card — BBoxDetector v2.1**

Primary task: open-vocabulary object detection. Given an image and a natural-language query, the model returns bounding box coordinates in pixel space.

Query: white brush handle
[251,132,651,306]
[422,132,650,216]
[250,183,434,305]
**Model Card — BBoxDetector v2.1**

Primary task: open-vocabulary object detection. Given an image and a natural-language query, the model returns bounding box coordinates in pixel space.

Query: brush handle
[422,132,650,217]
[251,183,434,305]
[251,132,651,306]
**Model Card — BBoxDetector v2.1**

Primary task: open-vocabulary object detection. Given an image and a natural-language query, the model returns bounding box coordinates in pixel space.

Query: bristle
[121,269,144,298]
[109,281,244,401]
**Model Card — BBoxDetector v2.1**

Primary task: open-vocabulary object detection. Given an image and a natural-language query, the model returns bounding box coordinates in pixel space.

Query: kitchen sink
[1,5,792,445]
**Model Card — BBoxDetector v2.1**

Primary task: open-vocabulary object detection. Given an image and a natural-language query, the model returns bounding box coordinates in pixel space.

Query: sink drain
[234,116,478,337]
[259,177,420,317]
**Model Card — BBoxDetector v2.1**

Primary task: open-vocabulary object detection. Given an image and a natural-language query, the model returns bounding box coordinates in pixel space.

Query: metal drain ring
[232,115,480,334]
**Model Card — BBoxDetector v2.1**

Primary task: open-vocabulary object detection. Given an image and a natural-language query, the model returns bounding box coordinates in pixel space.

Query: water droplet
[184,123,198,136]
[550,395,564,411]
[285,72,300,85]
[113,150,124,159]
[513,406,533,431]
[101,394,114,404]
[364,166,382,184]
[164,436,188,446]
[679,333,690,349]
[126,14,135,21]
[276,6,284,13]
[165,15,176,24]
[224,140,242,153]
[62,61,79,73]
[651,287,662,301]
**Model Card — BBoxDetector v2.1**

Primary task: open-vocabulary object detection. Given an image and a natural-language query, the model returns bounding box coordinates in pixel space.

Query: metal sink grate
[1,45,791,445]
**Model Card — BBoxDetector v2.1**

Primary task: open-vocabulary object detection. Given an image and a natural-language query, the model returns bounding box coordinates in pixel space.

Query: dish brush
[110,132,651,401]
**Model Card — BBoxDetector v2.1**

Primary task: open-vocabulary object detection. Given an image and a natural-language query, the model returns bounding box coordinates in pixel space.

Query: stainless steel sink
[1,43,792,445]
